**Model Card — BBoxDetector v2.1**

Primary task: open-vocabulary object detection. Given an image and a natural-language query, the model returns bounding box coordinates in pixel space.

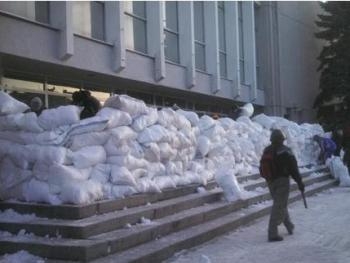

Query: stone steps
[0,167,326,220]
[0,168,334,262]
[90,179,336,263]
[0,169,327,240]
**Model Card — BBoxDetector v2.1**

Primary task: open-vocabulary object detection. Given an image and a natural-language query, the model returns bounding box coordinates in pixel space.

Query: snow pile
[0,250,44,263]
[0,92,326,205]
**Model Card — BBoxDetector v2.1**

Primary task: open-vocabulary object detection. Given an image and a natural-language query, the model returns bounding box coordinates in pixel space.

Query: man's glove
[298,182,305,192]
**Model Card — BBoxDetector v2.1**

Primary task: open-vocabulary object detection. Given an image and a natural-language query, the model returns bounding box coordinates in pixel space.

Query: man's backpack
[259,149,277,181]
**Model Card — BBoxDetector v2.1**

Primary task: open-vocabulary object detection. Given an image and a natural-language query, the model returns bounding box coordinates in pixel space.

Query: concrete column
[105,1,125,72]
[147,1,165,81]
[225,1,240,99]
[50,2,74,60]
[243,1,257,101]
[178,1,195,89]
[204,1,220,94]
[261,2,283,116]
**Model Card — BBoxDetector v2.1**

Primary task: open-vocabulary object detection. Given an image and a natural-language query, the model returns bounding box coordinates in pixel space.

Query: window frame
[164,1,180,64]
[124,1,148,54]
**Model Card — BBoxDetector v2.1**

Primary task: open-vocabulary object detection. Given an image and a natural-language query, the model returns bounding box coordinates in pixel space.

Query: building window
[73,1,105,41]
[218,1,227,78]
[0,1,50,24]
[254,2,262,90]
[125,1,147,53]
[238,1,245,84]
[164,1,179,63]
[194,1,206,71]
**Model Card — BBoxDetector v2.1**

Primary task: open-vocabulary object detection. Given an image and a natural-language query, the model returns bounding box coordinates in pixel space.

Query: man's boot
[268,235,283,242]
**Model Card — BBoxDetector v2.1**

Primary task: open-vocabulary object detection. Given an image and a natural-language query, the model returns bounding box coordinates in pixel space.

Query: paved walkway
[166,187,350,263]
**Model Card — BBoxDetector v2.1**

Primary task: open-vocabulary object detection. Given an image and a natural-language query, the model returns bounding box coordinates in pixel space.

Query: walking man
[260,129,305,242]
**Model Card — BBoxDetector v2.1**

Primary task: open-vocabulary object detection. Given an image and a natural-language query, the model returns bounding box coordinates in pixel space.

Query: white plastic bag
[0,91,29,115]
[104,95,148,117]
[215,166,242,201]
[70,146,106,169]
[38,105,81,130]
[97,107,132,128]
[329,156,350,187]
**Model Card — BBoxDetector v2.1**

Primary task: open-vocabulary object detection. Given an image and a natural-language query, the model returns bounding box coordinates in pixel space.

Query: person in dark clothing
[342,122,350,173]
[331,129,342,157]
[72,90,101,119]
[261,129,305,242]
[313,135,337,164]
[29,96,44,116]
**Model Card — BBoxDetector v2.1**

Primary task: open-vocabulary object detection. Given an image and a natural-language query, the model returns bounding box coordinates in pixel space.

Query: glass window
[254,2,262,90]
[164,31,179,63]
[194,1,206,71]
[164,1,179,63]
[91,1,105,40]
[194,1,204,42]
[35,2,49,24]
[220,52,227,78]
[218,2,227,78]
[0,1,50,24]
[132,1,146,18]
[165,1,178,31]
[125,1,147,53]
[73,1,105,41]
[218,2,226,51]
[238,1,245,83]
[195,43,206,71]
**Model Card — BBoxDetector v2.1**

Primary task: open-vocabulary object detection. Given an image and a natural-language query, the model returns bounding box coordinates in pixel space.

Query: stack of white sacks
[0,91,324,205]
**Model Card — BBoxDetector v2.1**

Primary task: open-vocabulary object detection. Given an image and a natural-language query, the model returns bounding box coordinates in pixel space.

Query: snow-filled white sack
[38,105,81,130]
[143,142,161,162]
[7,144,67,166]
[0,91,29,115]
[104,94,148,117]
[68,130,110,151]
[328,156,350,187]
[176,109,200,126]
[137,177,161,193]
[198,115,216,132]
[0,157,32,200]
[112,185,138,198]
[32,162,50,182]
[107,155,148,170]
[215,166,243,201]
[239,103,254,117]
[0,112,43,133]
[110,126,137,142]
[137,124,170,144]
[132,107,158,132]
[153,176,176,189]
[22,179,62,205]
[90,163,111,184]
[110,166,137,187]
[69,146,106,169]
[104,139,131,156]
[48,164,88,194]
[197,135,211,157]
[97,107,132,128]
[59,179,103,204]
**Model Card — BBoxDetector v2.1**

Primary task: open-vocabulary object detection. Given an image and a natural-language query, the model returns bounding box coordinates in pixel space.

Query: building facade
[0,1,322,122]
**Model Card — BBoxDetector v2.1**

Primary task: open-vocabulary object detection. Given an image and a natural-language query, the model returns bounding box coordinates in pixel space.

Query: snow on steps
[0,168,335,262]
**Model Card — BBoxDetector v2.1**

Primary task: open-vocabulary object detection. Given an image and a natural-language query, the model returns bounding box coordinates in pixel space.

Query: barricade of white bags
[0,91,325,204]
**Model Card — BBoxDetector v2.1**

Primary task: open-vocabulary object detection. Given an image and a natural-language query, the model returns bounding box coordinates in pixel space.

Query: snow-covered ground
[166,187,350,263]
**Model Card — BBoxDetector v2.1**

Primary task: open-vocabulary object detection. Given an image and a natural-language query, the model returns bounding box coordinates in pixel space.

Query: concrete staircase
[0,167,336,263]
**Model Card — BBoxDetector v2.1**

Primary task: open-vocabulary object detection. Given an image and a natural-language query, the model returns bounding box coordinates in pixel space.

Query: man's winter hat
[270,129,285,143]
